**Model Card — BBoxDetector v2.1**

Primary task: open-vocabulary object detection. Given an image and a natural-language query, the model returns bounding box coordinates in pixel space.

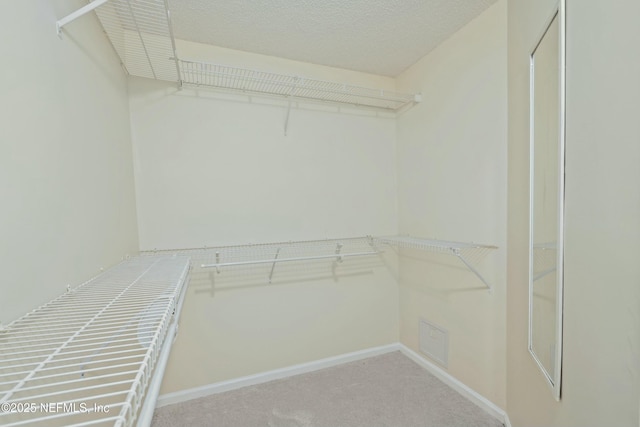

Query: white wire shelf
[143,237,381,286]
[56,2,420,112]
[58,0,180,82]
[0,255,190,427]
[179,60,421,111]
[373,235,498,291]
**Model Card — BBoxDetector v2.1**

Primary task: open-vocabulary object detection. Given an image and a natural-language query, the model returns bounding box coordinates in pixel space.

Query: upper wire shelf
[56,1,420,112]
[373,235,498,291]
[141,236,496,291]
[142,237,381,286]
[374,235,497,252]
[179,60,421,111]
[57,0,180,82]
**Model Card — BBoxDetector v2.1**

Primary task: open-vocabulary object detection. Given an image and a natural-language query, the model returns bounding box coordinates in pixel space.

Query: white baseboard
[157,342,510,427]
[504,412,513,427]
[156,343,399,407]
[398,344,507,425]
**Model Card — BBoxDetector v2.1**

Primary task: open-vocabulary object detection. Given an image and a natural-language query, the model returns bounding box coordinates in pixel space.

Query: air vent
[419,318,449,368]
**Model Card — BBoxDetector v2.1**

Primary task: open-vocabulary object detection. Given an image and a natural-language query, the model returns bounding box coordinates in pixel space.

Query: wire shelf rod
[119,337,158,425]
[374,235,497,250]
[14,303,172,323]
[23,389,129,406]
[7,316,159,345]
[0,346,143,363]
[7,316,162,335]
[1,370,140,397]
[0,324,160,347]
[1,379,135,404]
[2,352,144,376]
[182,69,412,104]
[0,362,142,387]
[201,250,380,269]
[7,315,163,336]
[0,405,128,427]
[144,236,374,253]
[11,303,170,322]
[76,317,167,378]
[94,16,169,33]
[0,391,130,424]
[2,318,162,341]
[14,296,175,315]
[11,312,160,328]
[10,287,176,314]
[0,344,147,368]
[2,416,125,427]
[0,354,145,380]
[0,330,160,356]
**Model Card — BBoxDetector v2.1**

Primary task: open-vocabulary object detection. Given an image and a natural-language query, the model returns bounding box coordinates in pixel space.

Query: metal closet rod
[200,251,379,269]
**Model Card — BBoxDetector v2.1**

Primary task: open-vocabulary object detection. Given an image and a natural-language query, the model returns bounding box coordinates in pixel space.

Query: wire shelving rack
[0,255,190,427]
[372,235,498,291]
[55,1,420,112]
[142,237,382,286]
[179,60,420,111]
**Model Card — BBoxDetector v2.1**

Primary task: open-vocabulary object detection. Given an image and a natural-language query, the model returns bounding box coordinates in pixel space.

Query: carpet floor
[152,351,504,427]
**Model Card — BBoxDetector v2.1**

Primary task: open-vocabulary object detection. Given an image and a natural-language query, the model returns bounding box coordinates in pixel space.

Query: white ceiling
[167,0,497,77]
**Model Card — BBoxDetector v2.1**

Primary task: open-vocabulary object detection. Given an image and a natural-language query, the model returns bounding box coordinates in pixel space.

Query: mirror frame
[528,0,566,401]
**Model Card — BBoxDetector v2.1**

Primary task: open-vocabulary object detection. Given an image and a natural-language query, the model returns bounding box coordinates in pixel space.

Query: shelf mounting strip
[179,60,421,112]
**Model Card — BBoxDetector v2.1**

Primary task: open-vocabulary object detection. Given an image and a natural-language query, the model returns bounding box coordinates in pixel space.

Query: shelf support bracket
[163,0,182,84]
[268,248,281,284]
[451,248,492,292]
[331,243,344,281]
[56,0,110,36]
[533,267,556,282]
[284,101,292,136]
[334,243,343,263]
[284,78,301,136]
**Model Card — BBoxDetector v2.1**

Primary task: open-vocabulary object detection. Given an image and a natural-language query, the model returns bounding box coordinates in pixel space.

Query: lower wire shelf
[373,235,497,291]
[0,255,190,427]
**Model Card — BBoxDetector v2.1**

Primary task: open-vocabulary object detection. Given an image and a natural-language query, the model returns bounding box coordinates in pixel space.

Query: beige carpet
[152,351,504,427]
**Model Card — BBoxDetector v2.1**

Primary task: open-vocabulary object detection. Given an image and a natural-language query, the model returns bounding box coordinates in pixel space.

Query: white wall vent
[419,318,449,368]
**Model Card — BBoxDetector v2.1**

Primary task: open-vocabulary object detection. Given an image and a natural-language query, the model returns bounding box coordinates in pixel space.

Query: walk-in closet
[1,1,638,426]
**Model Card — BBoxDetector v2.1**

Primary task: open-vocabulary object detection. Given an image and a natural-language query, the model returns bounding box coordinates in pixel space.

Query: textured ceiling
[167,0,497,77]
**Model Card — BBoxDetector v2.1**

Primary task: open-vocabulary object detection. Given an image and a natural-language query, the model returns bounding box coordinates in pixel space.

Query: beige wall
[0,1,139,324]
[395,1,508,408]
[127,43,401,393]
[129,41,398,249]
[6,3,638,422]
[159,245,399,394]
[507,0,640,425]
